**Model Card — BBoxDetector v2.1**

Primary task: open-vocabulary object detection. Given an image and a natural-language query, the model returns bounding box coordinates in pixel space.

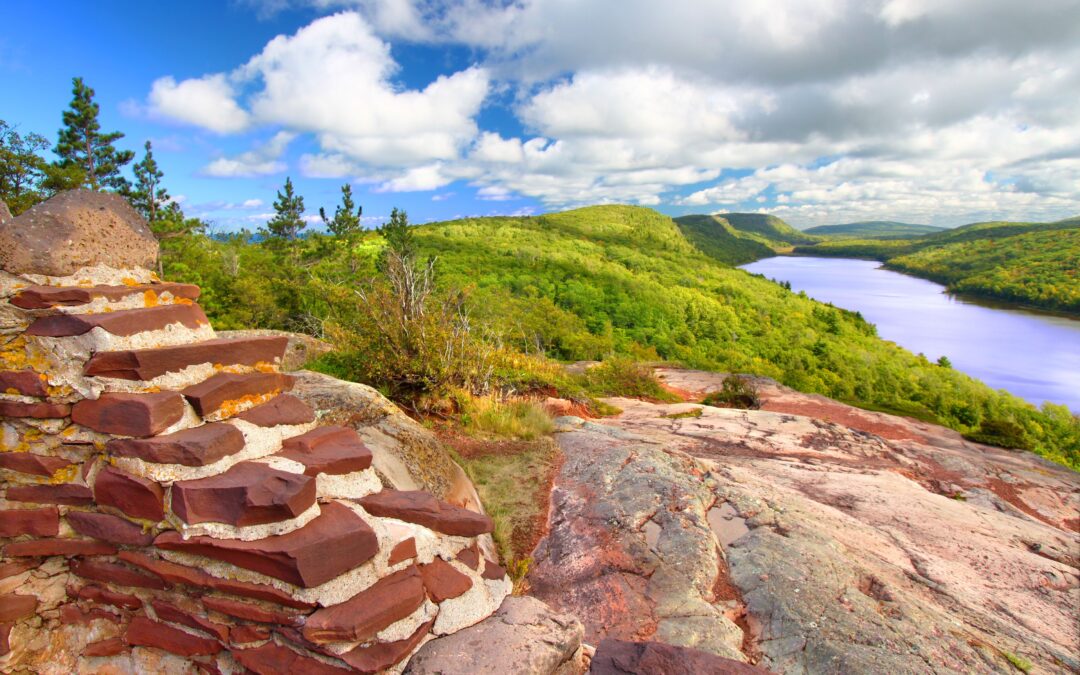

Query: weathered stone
[0,594,37,622]
[389,538,418,566]
[0,507,59,537]
[107,422,245,466]
[234,641,353,675]
[85,336,287,380]
[455,543,479,570]
[0,452,73,477]
[171,461,316,527]
[0,399,70,418]
[151,600,230,641]
[229,625,270,643]
[59,603,124,625]
[6,483,93,506]
[10,282,200,310]
[70,558,167,590]
[66,510,154,546]
[85,637,127,657]
[217,329,333,371]
[590,639,770,675]
[0,189,157,276]
[75,584,142,610]
[419,558,473,603]
[235,393,315,427]
[126,615,222,656]
[405,596,585,675]
[0,561,34,578]
[481,558,507,581]
[202,596,301,626]
[280,425,373,476]
[72,391,184,437]
[181,372,295,418]
[304,566,425,644]
[0,200,10,224]
[359,490,494,537]
[25,303,208,337]
[93,465,165,521]
[5,538,116,557]
[118,551,316,609]
[342,618,434,673]
[0,370,47,396]
[154,501,379,587]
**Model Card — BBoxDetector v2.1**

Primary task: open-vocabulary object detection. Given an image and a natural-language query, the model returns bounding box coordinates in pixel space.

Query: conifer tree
[266,177,306,240]
[131,141,168,224]
[54,77,134,192]
[319,183,362,237]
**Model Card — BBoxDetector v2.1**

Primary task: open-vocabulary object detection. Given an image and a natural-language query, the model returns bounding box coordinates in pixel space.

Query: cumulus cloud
[201,131,295,177]
[148,74,251,133]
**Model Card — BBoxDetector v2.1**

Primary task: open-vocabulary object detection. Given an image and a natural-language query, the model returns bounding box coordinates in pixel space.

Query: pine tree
[378,207,416,270]
[131,141,168,224]
[266,177,306,240]
[0,120,49,214]
[319,183,362,237]
[54,77,134,192]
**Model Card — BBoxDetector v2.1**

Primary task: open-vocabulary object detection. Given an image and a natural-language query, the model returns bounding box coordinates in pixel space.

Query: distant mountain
[714,212,819,245]
[803,221,944,239]
[673,215,775,265]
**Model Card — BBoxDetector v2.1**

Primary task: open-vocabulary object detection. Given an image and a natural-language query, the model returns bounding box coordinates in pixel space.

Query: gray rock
[0,189,157,276]
[0,200,11,224]
[405,596,585,675]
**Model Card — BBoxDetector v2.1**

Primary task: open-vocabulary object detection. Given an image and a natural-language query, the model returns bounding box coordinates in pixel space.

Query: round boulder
[0,189,158,276]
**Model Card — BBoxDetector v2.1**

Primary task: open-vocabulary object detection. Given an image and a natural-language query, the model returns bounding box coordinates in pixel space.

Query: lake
[740,256,1080,412]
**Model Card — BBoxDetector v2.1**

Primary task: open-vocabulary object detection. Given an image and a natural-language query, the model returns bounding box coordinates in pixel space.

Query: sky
[2,0,1079,231]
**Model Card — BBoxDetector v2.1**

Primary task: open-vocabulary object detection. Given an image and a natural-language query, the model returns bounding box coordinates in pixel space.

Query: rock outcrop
[0,191,511,673]
[536,369,1080,674]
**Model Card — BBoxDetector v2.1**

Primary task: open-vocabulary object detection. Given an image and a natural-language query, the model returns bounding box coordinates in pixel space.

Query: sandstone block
[0,507,59,537]
[151,600,231,641]
[107,422,245,466]
[75,584,142,610]
[342,618,434,673]
[230,625,270,643]
[85,336,287,380]
[72,391,184,437]
[0,452,73,477]
[170,461,315,527]
[236,393,315,427]
[66,511,154,546]
[234,641,354,675]
[0,370,47,396]
[0,594,37,622]
[25,303,208,337]
[0,400,71,418]
[6,483,93,506]
[304,566,425,644]
[181,372,295,418]
[419,558,473,603]
[389,538,418,566]
[85,637,126,657]
[455,543,480,570]
[126,615,222,657]
[280,425,373,476]
[202,596,301,626]
[481,558,507,581]
[10,282,200,310]
[93,465,165,521]
[358,490,494,537]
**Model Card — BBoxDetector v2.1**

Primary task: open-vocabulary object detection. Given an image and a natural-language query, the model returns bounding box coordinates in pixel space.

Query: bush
[702,375,762,410]
[458,395,554,440]
[580,357,680,402]
[965,418,1030,450]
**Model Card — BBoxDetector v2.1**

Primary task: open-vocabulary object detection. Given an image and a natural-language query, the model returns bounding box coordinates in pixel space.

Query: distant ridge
[803,221,944,239]
[713,212,819,245]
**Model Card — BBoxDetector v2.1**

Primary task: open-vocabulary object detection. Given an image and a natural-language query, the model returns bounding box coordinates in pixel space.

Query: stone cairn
[0,191,510,673]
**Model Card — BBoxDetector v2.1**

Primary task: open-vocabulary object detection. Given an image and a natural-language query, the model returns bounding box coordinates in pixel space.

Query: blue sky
[3,0,1079,231]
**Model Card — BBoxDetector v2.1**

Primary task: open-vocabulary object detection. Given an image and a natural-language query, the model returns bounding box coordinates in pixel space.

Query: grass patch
[580,357,681,402]
[663,407,703,419]
[1002,651,1033,673]
[456,395,555,440]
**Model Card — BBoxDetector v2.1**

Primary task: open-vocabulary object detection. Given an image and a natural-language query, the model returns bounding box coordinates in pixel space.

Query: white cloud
[201,131,295,177]
[148,74,251,133]
[376,164,452,192]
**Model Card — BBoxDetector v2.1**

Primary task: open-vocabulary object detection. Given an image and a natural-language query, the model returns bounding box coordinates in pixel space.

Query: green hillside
[674,214,776,265]
[714,212,820,245]
[163,205,1078,468]
[803,221,944,239]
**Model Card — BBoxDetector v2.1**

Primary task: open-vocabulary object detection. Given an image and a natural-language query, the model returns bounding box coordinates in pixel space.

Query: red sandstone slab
[5,538,116,557]
[84,336,287,381]
[236,393,315,427]
[85,637,126,657]
[126,615,222,656]
[419,558,473,602]
[70,558,167,590]
[481,558,507,581]
[0,400,70,418]
[181,372,295,418]
[171,461,315,527]
[303,566,425,644]
[341,618,435,673]
[0,507,59,537]
[75,584,142,610]
[388,538,417,566]
[154,501,379,588]
[0,370,47,397]
[280,426,372,476]
[0,594,37,623]
[25,303,208,337]
[59,603,123,625]
[0,452,73,477]
[93,465,165,521]
[151,600,230,642]
[72,391,184,437]
[202,596,301,625]
[6,483,92,506]
[10,282,201,310]
[66,511,154,546]
[230,625,270,644]
[358,490,494,537]
[107,422,245,466]
[234,642,354,675]
[0,562,33,579]
[456,543,480,570]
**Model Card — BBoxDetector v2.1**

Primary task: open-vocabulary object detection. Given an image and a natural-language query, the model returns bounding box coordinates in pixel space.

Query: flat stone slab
[358,490,494,537]
[0,370,47,396]
[235,641,353,675]
[419,558,472,603]
[0,399,70,419]
[0,507,59,537]
[154,500,379,587]
[304,565,426,643]
[107,422,245,466]
[84,335,287,380]
[280,425,373,476]
[342,618,434,673]
[181,371,295,417]
[93,465,165,521]
[66,510,154,546]
[171,461,316,527]
[236,393,315,427]
[0,452,73,477]
[25,303,208,337]
[10,282,200,310]
[72,391,185,437]
[126,616,222,657]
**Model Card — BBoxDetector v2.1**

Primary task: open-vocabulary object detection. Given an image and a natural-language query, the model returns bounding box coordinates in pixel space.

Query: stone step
[84,335,288,381]
[235,393,315,428]
[25,303,208,337]
[10,282,200,310]
[154,500,379,588]
[181,372,295,419]
[279,426,373,476]
[107,422,245,466]
[71,391,185,437]
[357,490,495,537]
[170,461,316,527]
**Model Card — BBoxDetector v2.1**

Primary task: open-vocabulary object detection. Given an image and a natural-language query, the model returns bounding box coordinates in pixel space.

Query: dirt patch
[761,399,921,442]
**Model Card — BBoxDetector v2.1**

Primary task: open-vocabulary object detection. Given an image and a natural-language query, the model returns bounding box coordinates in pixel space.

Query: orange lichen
[175,297,194,305]
[144,289,159,307]
[254,361,277,373]
[48,464,79,485]
[121,277,139,286]
[4,388,17,396]
[214,390,280,419]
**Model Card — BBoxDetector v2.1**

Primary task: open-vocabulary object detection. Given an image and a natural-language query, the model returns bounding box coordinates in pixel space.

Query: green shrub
[702,375,762,410]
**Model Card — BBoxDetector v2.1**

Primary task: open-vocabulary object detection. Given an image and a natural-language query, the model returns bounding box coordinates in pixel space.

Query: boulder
[404,596,585,675]
[0,189,157,276]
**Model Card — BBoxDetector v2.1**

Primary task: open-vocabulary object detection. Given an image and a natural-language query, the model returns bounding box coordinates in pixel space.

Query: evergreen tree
[0,120,49,214]
[319,183,362,237]
[131,141,168,224]
[54,77,133,192]
[266,177,306,240]
[378,207,416,271]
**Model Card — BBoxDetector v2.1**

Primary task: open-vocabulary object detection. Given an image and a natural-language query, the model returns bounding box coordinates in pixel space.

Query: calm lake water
[740,256,1080,412]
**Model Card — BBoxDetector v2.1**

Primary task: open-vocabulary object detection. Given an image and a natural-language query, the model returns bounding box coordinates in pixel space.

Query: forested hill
[713,212,819,245]
[802,221,944,238]
[673,214,775,265]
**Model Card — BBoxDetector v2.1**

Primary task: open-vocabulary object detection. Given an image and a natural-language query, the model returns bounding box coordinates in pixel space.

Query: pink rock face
[304,566,426,643]
[107,422,245,466]
[358,490,494,537]
[71,391,184,437]
[170,461,316,527]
